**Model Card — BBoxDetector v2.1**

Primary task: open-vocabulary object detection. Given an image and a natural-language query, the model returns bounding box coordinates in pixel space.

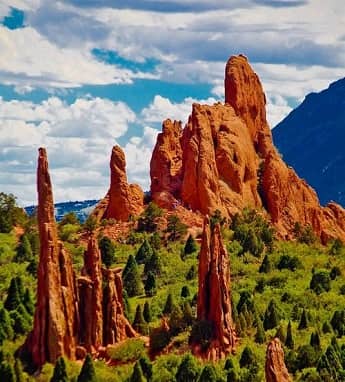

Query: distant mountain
[273,77,345,207]
[25,199,98,222]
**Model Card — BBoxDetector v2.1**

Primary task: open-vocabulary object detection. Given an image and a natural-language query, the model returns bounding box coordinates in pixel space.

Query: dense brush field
[1,193,345,381]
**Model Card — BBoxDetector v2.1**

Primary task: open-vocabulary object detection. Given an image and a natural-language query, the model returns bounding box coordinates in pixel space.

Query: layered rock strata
[150,54,345,242]
[191,217,237,360]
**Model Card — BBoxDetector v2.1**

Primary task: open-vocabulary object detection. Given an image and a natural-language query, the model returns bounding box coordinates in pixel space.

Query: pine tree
[184,235,197,255]
[275,325,286,343]
[139,356,152,381]
[23,288,34,315]
[122,289,131,319]
[77,354,97,382]
[182,301,194,326]
[181,285,190,298]
[163,294,174,315]
[224,358,235,371]
[186,265,197,280]
[2,362,15,382]
[285,321,294,349]
[263,299,281,330]
[9,307,31,335]
[143,302,152,323]
[322,321,333,334]
[136,239,153,264]
[130,362,145,382]
[298,309,309,330]
[99,236,115,268]
[4,278,21,311]
[169,304,184,335]
[310,331,321,350]
[14,234,33,263]
[51,357,68,382]
[149,232,161,251]
[240,346,256,369]
[123,255,143,297]
[175,354,199,382]
[199,365,217,382]
[133,305,148,335]
[144,252,161,276]
[0,308,14,340]
[144,272,156,297]
[254,318,266,344]
[15,276,25,301]
[167,215,187,241]
[259,254,271,273]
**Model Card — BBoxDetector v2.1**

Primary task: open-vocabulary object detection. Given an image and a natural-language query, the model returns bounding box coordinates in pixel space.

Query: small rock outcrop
[191,217,237,360]
[24,148,79,368]
[95,145,144,221]
[149,54,345,243]
[265,338,291,382]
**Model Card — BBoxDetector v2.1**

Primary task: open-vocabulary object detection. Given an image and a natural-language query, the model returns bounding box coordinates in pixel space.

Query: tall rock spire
[191,217,237,360]
[24,148,79,368]
[265,338,291,382]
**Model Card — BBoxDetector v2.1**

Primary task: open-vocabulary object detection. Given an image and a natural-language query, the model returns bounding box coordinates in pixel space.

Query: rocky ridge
[265,338,291,382]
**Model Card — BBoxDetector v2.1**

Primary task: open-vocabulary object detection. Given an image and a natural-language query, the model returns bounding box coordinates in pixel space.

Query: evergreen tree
[224,358,235,371]
[199,365,217,382]
[186,265,197,280]
[259,254,271,273]
[77,354,97,382]
[136,239,153,264]
[143,301,152,323]
[14,359,24,382]
[310,271,331,295]
[285,321,294,349]
[149,232,161,251]
[310,331,321,351]
[26,257,38,277]
[23,288,34,315]
[15,276,25,301]
[175,354,199,382]
[322,321,333,334]
[182,301,194,327]
[181,286,190,298]
[184,235,197,255]
[122,289,131,319]
[0,308,14,340]
[139,356,152,381]
[298,309,309,330]
[169,304,185,335]
[254,318,266,344]
[123,255,143,297]
[14,234,33,263]
[240,346,256,369]
[144,252,161,276]
[4,278,21,311]
[2,362,15,382]
[227,369,239,382]
[263,299,281,330]
[51,357,68,382]
[144,272,156,297]
[133,305,148,335]
[163,294,174,315]
[9,308,31,335]
[99,236,115,268]
[137,202,163,233]
[167,215,187,241]
[130,362,145,382]
[275,325,286,343]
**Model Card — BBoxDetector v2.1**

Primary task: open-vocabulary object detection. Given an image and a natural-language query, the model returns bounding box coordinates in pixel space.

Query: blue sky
[0,0,344,205]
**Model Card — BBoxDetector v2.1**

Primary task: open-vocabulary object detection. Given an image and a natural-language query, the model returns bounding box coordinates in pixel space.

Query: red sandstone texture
[149,54,345,242]
[265,338,291,382]
[95,145,144,222]
[191,217,237,360]
[23,148,79,367]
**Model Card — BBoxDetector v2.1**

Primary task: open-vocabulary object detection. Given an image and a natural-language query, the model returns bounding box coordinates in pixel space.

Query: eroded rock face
[79,235,104,352]
[102,267,137,344]
[191,217,237,360]
[149,54,345,242]
[95,145,144,221]
[265,338,291,382]
[24,148,79,368]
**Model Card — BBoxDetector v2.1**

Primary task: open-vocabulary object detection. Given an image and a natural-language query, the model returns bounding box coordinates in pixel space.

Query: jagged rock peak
[265,338,291,382]
[94,145,144,221]
[23,148,79,368]
[192,216,237,360]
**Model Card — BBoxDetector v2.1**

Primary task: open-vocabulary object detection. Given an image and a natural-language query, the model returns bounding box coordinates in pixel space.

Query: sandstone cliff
[150,54,345,242]
[191,217,237,360]
[94,145,144,221]
[24,148,79,368]
[265,338,291,382]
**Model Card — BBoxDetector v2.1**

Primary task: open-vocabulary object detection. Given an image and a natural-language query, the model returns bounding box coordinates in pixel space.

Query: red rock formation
[191,217,237,360]
[79,235,104,352]
[150,119,183,208]
[102,267,137,344]
[24,148,79,368]
[94,145,144,221]
[265,338,291,382]
[149,54,345,243]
